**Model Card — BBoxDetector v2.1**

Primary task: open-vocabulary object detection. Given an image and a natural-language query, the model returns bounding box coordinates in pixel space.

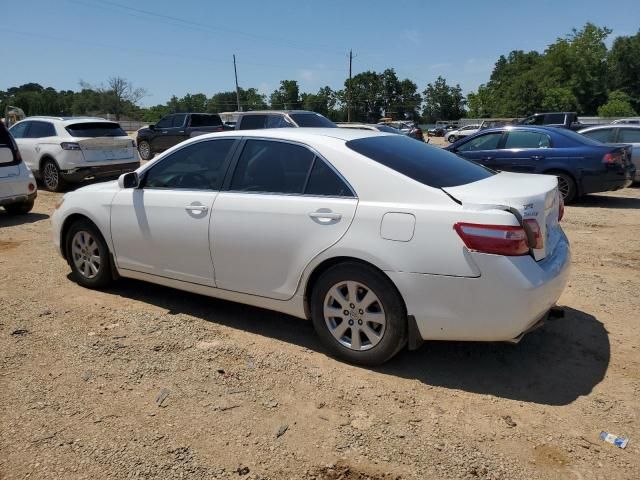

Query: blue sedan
[445,126,636,202]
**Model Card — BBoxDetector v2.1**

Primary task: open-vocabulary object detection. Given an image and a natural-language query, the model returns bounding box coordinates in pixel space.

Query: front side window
[229,140,315,194]
[457,132,503,152]
[619,128,640,143]
[522,115,545,126]
[545,113,566,124]
[144,139,235,190]
[504,130,551,149]
[26,121,56,138]
[347,135,494,189]
[155,116,173,128]
[172,114,187,128]
[238,115,267,130]
[189,114,222,127]
[9,122,29,139]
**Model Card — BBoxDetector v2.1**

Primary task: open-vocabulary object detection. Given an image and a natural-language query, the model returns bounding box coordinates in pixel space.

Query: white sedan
[51,128,570,365]
[446,124,481,143]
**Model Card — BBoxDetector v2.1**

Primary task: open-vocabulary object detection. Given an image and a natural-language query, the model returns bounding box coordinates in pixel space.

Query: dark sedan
[445,126,635,203]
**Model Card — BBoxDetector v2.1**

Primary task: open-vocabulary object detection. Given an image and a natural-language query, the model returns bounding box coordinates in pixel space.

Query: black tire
[65,219,113,289]
[551,171,577,204]
[137,140,154,161]
[41,159,65,192]
[448,135,456,143]
[4,199,34,215]
[310,262,407,366]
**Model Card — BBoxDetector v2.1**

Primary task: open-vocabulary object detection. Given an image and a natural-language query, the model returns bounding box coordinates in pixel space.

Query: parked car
[446,126,635,203]
[9,117,139,192]
[611,119,640,125]
[0,120,37,214]
[337,122,402,134]
[52,128,569,366]
[445,124,480,143]
[579,124,640,181]
[518,112,594,131]
[378,121,424,141]
[234,110,336,130]
[136,113,225,160]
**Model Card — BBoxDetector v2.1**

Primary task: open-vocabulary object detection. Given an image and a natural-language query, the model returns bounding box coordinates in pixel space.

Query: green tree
[301,86,337,118]
[422,76,466,122]
[270,80,301,109]
[597,90,638,117]
[608,30,640,112]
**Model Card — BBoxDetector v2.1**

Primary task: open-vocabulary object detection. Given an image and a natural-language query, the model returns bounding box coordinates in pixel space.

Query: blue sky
[3,0,639,106]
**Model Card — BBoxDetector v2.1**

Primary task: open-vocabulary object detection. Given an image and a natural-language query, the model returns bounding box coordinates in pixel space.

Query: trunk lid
[76,137,135,162]
[443,172,562,261]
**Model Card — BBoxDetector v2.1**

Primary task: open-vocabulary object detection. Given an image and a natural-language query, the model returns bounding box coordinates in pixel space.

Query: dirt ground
[1,184,639,480]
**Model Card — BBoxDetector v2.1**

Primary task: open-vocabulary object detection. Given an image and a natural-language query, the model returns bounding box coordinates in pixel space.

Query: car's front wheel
[137,140,154,161]
[4,199,34,215]
[310,263,407,366]
[41,159,65,192]
[66,220,113,289]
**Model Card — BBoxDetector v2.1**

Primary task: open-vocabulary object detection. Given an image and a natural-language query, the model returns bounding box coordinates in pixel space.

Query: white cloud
[403,29,422,46]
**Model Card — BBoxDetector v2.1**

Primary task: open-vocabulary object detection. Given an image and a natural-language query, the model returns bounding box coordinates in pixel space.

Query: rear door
[492,129,553,172]
[211,138,357,299]
[111,138,238,285]
[8,121,35,170]
[21,121,57,172]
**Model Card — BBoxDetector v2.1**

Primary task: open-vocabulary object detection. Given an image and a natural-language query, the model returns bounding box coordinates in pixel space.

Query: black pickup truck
[518,112,595,131]
[136,113,224,160]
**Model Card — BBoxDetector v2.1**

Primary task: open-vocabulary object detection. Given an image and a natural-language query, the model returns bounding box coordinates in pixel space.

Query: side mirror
[148,124,155,130]
[118,171,139,189]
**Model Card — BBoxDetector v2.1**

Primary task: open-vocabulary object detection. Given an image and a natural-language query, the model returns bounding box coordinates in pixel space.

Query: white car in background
[0,121,37,214]
[579,124,640,181]
[52,128,570,365]
[9,117,139,191]
[446,124,480,143]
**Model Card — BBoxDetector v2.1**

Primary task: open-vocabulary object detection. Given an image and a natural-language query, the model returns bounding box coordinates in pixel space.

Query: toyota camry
[52,128,570,365]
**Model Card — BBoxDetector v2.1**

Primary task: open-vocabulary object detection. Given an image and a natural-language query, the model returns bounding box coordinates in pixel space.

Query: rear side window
[144,139,235,190]
[457,132,502,152]
[545,113,566,124]
[305,158,353,197]
[619,128,640,143]
[229,140,315,194]
[238,115,267,130]
[190,114,222,127]
[26,121,56,138]
[9,122,29,139]
[581,128,615,143]
[266,115,293,128]
[65,122,126,137]
[289,113,336,128]
[504,130,551,149]
[346,135,494,188]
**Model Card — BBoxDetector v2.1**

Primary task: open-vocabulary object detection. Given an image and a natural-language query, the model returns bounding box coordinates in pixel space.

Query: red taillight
[603,152,622,165]
[28,183,35,192]
[523,219,543,249]
[558,195,564,222]
[454,223,529,256]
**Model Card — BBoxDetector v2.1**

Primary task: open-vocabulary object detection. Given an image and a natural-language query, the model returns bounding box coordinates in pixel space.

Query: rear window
[289,113,336,128]
[190,114,222,127]
[557,128,604,146]
[346,135,494,188]
[65,122,126,138]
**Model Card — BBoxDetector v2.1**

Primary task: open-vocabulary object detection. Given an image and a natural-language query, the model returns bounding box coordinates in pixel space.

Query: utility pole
[347,49,353,122]
[233,54,242,112]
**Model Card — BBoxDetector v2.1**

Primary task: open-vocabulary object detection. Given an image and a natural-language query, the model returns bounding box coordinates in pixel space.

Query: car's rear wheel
[66,220,113,289]
[310,263,407,366]
[138,141,154,161]
[4,199,34,215]
[552,171,577,203]
[41,159,64,192]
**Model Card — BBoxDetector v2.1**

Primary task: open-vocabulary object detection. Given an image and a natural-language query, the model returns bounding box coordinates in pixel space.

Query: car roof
[20,116,116,126]
[580,124,640,131]
[189,127,383,143]
[476,125,565,134]
[236,110,318,115]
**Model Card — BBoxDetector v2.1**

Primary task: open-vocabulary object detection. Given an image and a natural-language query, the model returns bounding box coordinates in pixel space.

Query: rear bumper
[60,161,140,183]
[388,232,571,342]
[0,190,37,206]
[580,166,635,194]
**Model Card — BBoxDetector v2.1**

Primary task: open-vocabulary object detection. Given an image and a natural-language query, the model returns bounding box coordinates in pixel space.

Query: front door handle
[185,205,208,213]
[481,156,493,161]
[309,210,342,222]
[531,155,544,160]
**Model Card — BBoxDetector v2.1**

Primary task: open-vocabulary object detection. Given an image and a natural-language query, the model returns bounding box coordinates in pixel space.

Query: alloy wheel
[323,280,386,351]
[557,176,570,200]
[71,230,101,279]
[138,142,151,160]
[43,162,59,190]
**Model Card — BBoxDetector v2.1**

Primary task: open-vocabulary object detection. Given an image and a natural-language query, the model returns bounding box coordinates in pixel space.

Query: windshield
[346,135,494,188]
[290,113,336,128]
[65,122,127,137]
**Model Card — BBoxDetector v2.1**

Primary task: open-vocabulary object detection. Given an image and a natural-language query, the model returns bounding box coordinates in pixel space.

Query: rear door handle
[531,155,544,160]
[309,211,342,222]
[481,156,493,161]
[185,205,208,213]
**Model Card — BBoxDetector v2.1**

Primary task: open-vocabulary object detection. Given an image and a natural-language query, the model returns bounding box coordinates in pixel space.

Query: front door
[492,129,553,173]
[111,138,238,285]
[211,139,358,300]
[454,131,504,168]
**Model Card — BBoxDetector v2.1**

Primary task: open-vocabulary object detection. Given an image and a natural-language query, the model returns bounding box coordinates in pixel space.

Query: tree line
[2,23,638,124]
